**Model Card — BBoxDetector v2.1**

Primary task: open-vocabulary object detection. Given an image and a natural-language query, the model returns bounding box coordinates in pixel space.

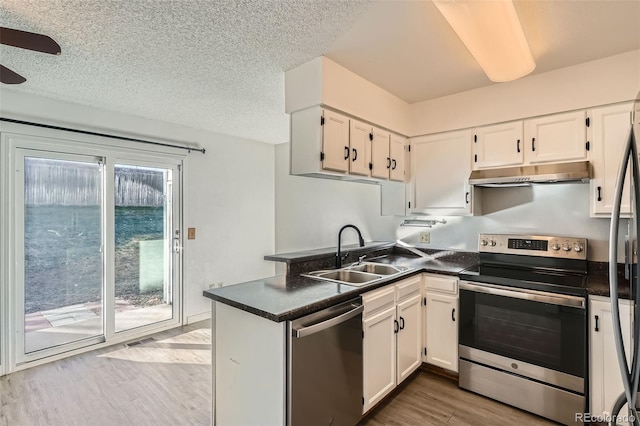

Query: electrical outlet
[188,227,196,239]
[208,283,216,289]
[419,232,430,243]
[217,282,224,288]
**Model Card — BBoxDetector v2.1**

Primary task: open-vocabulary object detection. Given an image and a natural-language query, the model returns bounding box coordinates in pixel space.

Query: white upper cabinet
[290,106,407,183]
[524,110,588,164]
[291,106,346,177]
[370,127,390,179]
[590,102,634,217]
[389,134,407,182]
[473,121,524,170]
[321,109,351,173]
[410,130,477,216]
[470,110,589,171]
[371,130,407,182]
[349,119,372,177]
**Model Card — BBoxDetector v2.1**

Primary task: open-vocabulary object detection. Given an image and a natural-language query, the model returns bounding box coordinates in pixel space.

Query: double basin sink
[302,262,411,287]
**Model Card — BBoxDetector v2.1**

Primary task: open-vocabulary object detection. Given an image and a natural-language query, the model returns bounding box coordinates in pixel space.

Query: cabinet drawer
[362,286,396,317]
[395,275,422,302]
[424,275,458,294]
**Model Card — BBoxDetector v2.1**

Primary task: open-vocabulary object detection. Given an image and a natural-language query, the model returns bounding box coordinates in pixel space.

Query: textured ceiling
[1,0,639,145]
[0,0,373,144]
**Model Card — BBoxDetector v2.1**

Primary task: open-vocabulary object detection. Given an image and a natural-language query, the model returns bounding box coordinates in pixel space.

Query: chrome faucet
[336,224,365,268]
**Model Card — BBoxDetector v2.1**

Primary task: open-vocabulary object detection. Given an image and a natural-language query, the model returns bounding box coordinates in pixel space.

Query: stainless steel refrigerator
[609,90,640,425]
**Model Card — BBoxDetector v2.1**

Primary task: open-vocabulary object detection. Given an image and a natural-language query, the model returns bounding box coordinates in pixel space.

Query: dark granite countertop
[203,249,478,322]
[203,274,362,322]
[586,262,632,299]
[204,238,638,322]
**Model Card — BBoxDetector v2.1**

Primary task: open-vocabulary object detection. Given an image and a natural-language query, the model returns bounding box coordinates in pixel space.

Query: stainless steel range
[458,233,588,426]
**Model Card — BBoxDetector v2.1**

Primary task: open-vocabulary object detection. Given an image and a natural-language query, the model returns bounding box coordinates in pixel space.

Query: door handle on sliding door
[173,230,183,253]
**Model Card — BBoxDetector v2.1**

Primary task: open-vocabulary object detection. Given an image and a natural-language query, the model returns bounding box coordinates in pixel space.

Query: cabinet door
[363,305,397,413]
[425,292,458,372]
[473,121,524,169]
[389,134,406,182]
[350,119,372,177]
[411,130,473,215]
[524,110,587,164]
[396,294,423,384]
[590,103,633,217]
[590,298,633,420]
[321,109,350,173]
[370,127,390,179]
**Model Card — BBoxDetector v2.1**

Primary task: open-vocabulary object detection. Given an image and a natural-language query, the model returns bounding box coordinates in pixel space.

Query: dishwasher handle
[293,304,363,339]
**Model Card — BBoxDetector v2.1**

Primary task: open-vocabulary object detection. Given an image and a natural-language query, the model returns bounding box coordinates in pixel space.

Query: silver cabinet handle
[293,304,363,338]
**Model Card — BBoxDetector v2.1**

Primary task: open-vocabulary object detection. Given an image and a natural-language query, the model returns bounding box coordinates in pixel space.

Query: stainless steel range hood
[469,161,591,187]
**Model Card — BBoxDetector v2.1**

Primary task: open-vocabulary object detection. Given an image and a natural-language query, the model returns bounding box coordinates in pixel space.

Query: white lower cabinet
[590,296,633,422]
[362,275,423,413]
[363,294,396,413]
[423,274,459,373]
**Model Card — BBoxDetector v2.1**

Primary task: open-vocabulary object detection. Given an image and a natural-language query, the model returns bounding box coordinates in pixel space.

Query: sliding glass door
[113,163,177,333]
[17,153,105,356]
[13,145,182,364]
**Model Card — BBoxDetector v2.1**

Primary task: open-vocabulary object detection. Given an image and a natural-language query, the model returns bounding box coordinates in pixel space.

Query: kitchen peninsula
[203,242,477,425]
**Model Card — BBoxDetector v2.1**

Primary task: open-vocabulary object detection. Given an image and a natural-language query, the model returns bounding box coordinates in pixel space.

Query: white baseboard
[186,311,211,324]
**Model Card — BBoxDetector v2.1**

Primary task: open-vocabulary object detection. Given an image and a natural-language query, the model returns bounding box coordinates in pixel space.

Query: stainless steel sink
[347,263,404,275]
[302,262,411,287]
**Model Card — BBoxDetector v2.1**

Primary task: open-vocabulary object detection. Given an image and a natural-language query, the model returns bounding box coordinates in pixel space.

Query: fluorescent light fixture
[433,0,536,82]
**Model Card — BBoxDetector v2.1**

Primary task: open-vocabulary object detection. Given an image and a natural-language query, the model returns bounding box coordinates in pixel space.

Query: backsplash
[397,183,623,262]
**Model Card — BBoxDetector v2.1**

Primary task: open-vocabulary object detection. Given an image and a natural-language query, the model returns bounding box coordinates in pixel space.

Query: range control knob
[574,243,584,253]
[489,240,497,247]
[562,244,572,252]
[551,242,560,251]
[480,239,488,247]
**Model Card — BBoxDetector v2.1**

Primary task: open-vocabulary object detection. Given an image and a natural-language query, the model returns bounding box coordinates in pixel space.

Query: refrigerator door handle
[625,233,631,280]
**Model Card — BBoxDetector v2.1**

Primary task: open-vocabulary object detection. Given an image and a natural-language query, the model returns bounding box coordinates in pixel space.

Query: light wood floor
[2,320,557,426]
[0,321,211,426]
[360,369,557,426]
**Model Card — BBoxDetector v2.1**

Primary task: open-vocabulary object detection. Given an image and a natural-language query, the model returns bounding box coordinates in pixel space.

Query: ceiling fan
[0,27,61,84]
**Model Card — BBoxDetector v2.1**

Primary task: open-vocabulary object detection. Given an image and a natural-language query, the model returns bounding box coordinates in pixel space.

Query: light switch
[188,228,196,240]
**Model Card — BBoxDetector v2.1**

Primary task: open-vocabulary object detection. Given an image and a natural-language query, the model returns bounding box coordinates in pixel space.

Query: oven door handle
[459,281,585,309]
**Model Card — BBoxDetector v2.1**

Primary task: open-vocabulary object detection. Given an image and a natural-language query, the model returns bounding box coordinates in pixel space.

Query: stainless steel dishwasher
[287,297,363,426]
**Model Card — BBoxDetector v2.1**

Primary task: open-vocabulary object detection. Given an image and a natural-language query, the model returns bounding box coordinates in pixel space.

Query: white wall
[0,89,276,323]
[274,143,401,254]
[399,184,628,262]
[183,137,274,321]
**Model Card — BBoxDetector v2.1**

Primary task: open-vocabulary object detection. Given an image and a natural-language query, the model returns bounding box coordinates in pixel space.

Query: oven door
[459,281,586,379]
